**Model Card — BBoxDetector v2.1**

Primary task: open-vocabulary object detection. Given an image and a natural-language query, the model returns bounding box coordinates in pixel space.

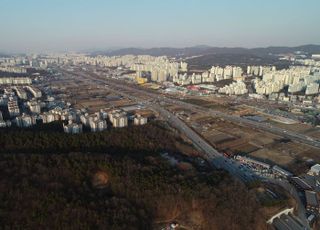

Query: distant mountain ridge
[91,44,320,57]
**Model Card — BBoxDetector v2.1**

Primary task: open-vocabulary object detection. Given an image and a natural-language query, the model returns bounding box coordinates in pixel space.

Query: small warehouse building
[305,190,319,214]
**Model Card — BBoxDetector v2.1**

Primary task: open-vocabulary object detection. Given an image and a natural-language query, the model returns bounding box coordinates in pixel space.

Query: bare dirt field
[249,148,294,166]
[268,120,317,134]
[303,128,320,140]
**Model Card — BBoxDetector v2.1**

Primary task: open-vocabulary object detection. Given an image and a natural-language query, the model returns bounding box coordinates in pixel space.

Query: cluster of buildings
[0,77,32,85]
[1,88,21,118]
[0,85,43,116]
[30,54,187,84]
[235,155,320,224]
[234,155,292,179]
[247,65,276,76]
[58,54,248,87]
[63,108,148,134]
[1,85,150,133]
[1,90,149,133]
[79,110,108,132]
[108,109,128,128]
[63,120,83,134]
[288,164,320,224]
[0,83,64,128]
[22,53,185,72]
[295,58,320,67]
[14,107,70,128]
[218,80,248,95]
[235,154,320,224]
[0,55,48,70]
[253,66,320,96]
[0,66,27,74]
[132,57,187,83]
[172,65,244,86]
[37,54,154,67]
[3,53,320,109]
[133,114,148,125]
[0,62,150,133]
[209,66,243,81]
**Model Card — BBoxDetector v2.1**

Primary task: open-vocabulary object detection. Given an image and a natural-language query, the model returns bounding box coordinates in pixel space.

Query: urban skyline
[1,1,320,229]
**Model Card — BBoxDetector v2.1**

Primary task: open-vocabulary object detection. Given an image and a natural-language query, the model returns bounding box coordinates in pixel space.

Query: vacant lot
[249,148,294,166]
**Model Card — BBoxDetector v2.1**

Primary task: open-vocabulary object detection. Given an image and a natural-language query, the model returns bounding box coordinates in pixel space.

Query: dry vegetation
[0,121,272,229]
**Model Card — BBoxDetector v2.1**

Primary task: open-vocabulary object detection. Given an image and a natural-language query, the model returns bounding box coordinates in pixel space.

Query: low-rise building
[308,164,320,176]
[305,190,319,214]
[235,155,270,169]
[272,165,293,178]
[290,177,313,191]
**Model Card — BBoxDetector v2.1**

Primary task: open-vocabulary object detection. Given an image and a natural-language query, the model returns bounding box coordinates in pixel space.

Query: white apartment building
[306,83,319,95]
[108,110,128,128]
[218,80,248,95]
[15,114,36,127]
[63,120,83,134]
[134,115,148,125]
[14,87,27,99]
[0,77,32,85]
[27,100,41,114]
[89,118,107,132]
[7,98,20,117]
[26,86,42,98]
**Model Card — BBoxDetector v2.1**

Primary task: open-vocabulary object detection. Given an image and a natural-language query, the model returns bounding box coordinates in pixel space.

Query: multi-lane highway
[269,179,309,228]
[61,67,320,168]
[155,105,256,182]
[81,70,320,149]
[60,68,259,182]
[58,67,312,228]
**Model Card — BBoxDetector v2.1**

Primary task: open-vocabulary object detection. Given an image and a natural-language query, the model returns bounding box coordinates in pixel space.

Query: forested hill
[0,121,267,229]
[91,44,320,57]
[0,121,178,155]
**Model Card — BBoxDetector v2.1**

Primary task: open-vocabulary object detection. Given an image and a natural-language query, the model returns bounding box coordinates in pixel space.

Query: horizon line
[1,43,320,55]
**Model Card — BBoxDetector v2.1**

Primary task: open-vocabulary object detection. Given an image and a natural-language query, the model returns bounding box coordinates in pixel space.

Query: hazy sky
[0,0,319,53]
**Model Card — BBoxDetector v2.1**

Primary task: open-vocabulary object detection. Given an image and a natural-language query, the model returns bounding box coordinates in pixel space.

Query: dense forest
[0,121,178,155]
[0,121,267,229]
